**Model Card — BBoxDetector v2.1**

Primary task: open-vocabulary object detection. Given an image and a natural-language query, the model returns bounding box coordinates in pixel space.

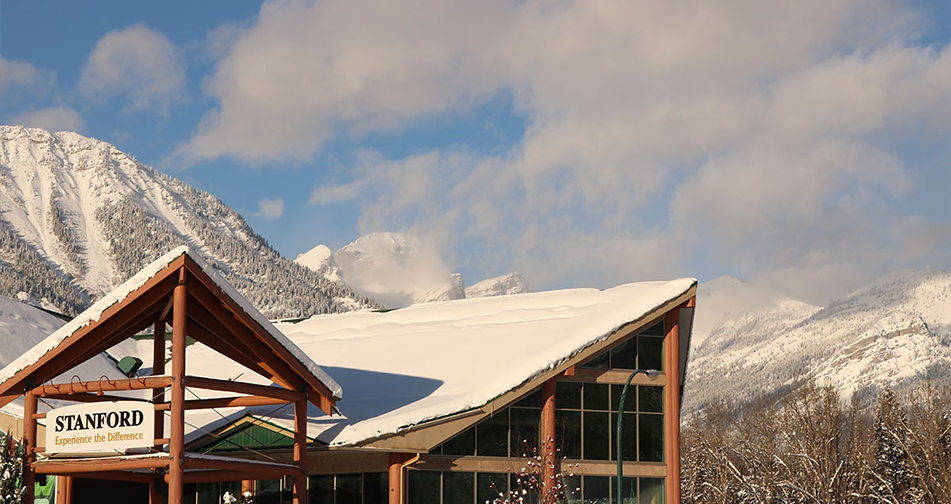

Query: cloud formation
[79,24,185,115]
[8,106,86,133]
[190,0,948,299]
[0,56,56,98]
[257,197,285,219]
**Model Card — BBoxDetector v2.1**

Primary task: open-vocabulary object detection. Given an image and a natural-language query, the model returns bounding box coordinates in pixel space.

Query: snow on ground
[179,278,696,447]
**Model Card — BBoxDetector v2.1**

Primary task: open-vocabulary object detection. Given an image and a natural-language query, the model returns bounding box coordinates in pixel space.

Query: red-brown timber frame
[0,251,339,504]
[665,296,694,504]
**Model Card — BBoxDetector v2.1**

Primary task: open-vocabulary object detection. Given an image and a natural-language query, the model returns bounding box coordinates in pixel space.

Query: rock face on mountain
[0,126,377,318]
[684,270,951,414]
[465,272,529,298]
[296,233,530,308]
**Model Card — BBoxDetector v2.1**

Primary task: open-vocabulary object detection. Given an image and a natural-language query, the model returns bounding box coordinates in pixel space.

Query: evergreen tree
[873,387,915,503]
[0,431,24,504]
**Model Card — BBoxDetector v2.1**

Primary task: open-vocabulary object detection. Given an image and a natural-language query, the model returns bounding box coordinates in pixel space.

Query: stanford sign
[45,401,154,456]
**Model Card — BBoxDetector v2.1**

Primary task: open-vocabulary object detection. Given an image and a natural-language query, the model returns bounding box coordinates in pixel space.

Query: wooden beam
[154,395,291,411]
[185,376,303,402]
[154,319,167,453]
[294,395,308,504]
[183,257,337,410]
[34,456,170,474]
[168,273,187,504]
[40,393,152,404]
[182,456,299,475]
[665,307,682,504]
[33,376,172,397]
[541,378,557,503]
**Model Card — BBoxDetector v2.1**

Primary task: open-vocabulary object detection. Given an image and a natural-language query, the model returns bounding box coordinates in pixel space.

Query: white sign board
[45,401,154,456]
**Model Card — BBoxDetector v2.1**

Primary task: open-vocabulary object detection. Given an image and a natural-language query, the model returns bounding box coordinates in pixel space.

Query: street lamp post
[616,368,659,504]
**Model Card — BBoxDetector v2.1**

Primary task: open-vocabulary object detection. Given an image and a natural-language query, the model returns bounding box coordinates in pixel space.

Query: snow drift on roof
[180,278,695,447]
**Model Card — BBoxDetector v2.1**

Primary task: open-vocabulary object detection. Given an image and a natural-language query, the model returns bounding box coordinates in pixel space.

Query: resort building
[0,248,696,504]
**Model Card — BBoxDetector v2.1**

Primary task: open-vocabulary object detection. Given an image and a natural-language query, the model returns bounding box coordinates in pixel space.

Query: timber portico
[0,247,696,504]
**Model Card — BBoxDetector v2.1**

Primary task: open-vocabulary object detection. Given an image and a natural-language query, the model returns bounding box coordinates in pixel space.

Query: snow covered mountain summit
[684,270,951,414]
[296,232,529,308]
[0,125,377,318]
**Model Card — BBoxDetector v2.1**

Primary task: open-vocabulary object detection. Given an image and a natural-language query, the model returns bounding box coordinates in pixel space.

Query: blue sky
[1,0,948,303]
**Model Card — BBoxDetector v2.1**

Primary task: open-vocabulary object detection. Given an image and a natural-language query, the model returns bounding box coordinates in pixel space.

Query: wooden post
[664,308,682,504]
[168,270,187,504]
[23,389,36,503]
[541,378,557,503]
[242,480,255,500]
[56,475,72,504]
[149,475,162,504]
[388,453,416,504]
[293,394,308,504]
[153,319,166,452]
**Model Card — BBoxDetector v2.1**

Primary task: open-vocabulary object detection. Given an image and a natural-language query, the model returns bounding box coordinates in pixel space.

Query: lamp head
[645,369,660,379]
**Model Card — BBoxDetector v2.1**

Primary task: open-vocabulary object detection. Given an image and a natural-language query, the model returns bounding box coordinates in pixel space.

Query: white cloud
[78,24,184,115]
[0,56,56,97]
[8,106,85,133]
[257,197,285,219]
[210,0,946,293]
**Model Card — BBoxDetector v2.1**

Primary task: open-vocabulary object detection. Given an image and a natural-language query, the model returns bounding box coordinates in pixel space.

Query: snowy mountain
[295,233,529,308]
[465,272,529,298]
[684,270,951,414]
[0,126,377,318]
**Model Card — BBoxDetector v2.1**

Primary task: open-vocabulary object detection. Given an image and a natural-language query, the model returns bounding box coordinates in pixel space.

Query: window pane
[308,475,334,504]
[582,351,609,369]
[640,478,666,504]
[582,411,609,460]
[639,414,664,462]
[611,385,637,412]
[583,476,610,504]
[562,475,582,504]
[612,413,637,461]
[514,389,542,407]
[196,482,219,504]
[638,386,663,413]
[364,473,388,504]
[556,382,581,410]
[477,411,509,456]
[639,321,664,336]
[408,471,440,504]
[610,477,637,504]
[443,471,474,504]
[610,339,638,369]
[556,410,581,459]
[583,383,609,411]
[336,474,362,504]
[477,473,508,504]
[637,336,663,371]
[510,407,540,457]
[255,480,282,504]
[443,426,476,456]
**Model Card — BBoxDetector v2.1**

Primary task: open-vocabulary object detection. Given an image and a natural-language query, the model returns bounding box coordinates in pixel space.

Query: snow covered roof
[181,277,696,449]
[0,247,342,408]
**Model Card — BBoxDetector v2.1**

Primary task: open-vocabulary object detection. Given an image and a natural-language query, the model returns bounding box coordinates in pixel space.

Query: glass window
[611,385,638,412]
[309,475,334,504]
[610,477,637,504]
[477,412,509,456]
[556,382,581,409]
[639,414,664,462]
[638,386,663,413]
[510,407,540,457]
[442,426,475,456]
[583,351,609,369]
[583,476,610,504]
[408,471,440,504]
[254,480,283,504]
[514,389,542,407]
[612,413,637,461]
[609,339,638,369]
[640,478,666,504]
[363,473,388,504]
[477,473,508,504]
[637,336,663,371]
[583,383,609,411]
[556,410,581,459]
[583,411,610,460]
[336,473,362,504]
[641,321,664,336]
[562,475,582,504]
[443,471,474,504]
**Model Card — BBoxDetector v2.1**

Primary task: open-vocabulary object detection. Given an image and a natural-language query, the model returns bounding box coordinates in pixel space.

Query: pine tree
[0,431,24,504]
[874,387,914,503]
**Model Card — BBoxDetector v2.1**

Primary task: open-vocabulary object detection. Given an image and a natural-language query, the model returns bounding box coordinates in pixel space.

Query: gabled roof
[0,247,342,412]
[180,278,696,449]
